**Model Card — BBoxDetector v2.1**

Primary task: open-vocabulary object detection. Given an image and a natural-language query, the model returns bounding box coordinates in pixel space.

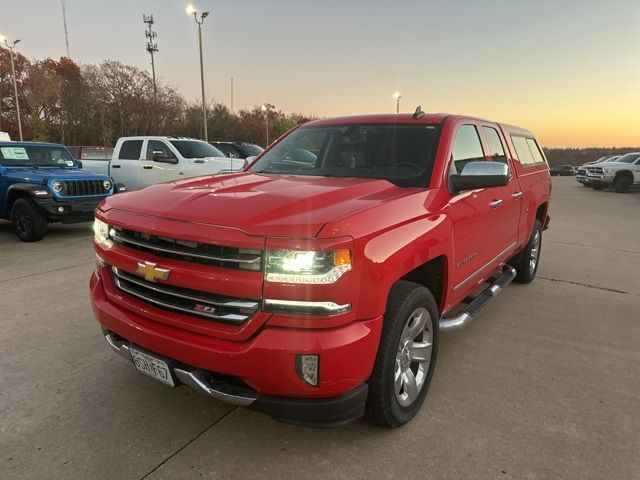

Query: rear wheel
[614,175,632,193]
[513,219,542,284]
[11,198,48,242]
[366,281,439,427]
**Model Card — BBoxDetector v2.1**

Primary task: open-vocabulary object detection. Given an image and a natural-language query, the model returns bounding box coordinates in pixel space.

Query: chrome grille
[112,267,259,324]
[61,179,106,196]
[110,228,262,271]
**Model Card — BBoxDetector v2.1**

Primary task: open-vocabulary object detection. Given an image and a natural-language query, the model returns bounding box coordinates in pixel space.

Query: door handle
[143,165,153,169]
[112,164,121,169]
[512,191,523,199]
[489,199,503,208]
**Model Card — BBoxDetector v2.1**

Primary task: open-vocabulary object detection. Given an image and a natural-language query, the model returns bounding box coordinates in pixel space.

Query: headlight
[93,218,112,246]
[51,180,63,193]
[265,249,351,284]
[103,179,112,191]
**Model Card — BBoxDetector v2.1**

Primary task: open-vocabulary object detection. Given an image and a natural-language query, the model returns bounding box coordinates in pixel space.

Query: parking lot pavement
[0,178,638,480]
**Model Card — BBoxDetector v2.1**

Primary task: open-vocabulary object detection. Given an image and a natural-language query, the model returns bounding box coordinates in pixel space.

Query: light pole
[393,91,402,114]
[187,4,209,141]
[261,104,269,146]
[2,36,23,140]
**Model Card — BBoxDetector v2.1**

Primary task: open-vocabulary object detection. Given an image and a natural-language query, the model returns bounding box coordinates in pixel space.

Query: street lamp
[393,91,402,114]
[187,4,210,141]
[1,35,23,140]
[261,104,269,146]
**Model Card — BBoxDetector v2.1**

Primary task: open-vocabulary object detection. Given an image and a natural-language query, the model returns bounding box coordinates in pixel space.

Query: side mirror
[153,151,178,164]
[449,161,509,194]
[76,160,83,169]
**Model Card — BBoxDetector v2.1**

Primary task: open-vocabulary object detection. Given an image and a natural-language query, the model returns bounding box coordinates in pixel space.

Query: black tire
[512,219,542,284]
[614,175,632,193]
[366,281,439,428]
[11,198,48,242]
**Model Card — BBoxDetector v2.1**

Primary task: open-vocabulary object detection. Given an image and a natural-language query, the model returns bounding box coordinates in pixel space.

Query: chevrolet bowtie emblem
[136,261,170,282]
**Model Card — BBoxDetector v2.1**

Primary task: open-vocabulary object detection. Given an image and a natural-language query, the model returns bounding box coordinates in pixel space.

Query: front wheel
[366,281,439,427]
[614,175,632,193]
[11,198,48,242]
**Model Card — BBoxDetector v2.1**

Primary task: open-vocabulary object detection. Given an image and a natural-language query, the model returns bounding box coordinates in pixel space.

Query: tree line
[0,48,314,147]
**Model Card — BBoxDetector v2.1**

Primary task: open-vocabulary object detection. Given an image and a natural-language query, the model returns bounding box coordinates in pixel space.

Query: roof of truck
[0,141,67,148]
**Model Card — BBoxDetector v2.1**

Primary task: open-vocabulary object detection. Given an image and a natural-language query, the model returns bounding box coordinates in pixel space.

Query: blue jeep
[0,141,115,242]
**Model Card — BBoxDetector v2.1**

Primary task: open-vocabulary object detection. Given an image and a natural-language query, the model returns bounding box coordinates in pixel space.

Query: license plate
[130,348,175,387]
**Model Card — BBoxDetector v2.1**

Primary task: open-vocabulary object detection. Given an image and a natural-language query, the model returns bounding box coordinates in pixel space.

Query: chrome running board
[440,265,516,332]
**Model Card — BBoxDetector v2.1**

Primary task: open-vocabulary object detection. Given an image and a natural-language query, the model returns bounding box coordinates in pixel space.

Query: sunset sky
[2,0,639,147]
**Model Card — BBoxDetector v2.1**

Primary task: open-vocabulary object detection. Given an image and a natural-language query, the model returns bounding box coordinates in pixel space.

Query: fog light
[296,355,319,387]
[57,206,65,213]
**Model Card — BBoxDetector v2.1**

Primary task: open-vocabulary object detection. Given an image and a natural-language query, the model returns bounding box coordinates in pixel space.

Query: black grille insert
[112,267,259,324]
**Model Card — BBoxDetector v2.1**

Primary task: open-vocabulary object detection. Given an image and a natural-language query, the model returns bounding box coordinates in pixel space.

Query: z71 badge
[194,304,216,314]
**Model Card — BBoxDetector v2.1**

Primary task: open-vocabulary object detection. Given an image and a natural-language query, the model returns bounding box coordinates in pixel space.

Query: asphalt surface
[1,178,638,480]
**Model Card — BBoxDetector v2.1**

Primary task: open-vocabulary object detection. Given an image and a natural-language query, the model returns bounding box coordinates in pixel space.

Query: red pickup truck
[90,112,551,427]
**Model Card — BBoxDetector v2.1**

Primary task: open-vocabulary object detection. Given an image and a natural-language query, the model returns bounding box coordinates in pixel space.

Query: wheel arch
[5,184,38,211]
[614,170,633,180]
[398,256,448,314]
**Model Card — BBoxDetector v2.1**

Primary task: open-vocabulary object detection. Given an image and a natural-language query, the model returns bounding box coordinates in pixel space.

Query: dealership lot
[1,178,638,479]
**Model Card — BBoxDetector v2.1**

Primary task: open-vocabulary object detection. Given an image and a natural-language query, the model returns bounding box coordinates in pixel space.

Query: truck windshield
[169,141,225,159]
[249,124,441,187]
[0,145,76,167]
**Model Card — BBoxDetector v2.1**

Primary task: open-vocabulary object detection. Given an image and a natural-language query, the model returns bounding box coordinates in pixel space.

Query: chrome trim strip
[263,299,351,315]
[113,277,248,323]
[453,242,517,292]
[173,368,257,406]
[104,333,257,406]
[113,267,258,309]
[111,232,261,265]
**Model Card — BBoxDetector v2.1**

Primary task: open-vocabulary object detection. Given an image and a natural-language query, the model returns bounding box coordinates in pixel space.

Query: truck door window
[482,127,507,164]
[119,140,143,160]
[450,125,485,175]
[215,144,240,158]
[147,140,175,160]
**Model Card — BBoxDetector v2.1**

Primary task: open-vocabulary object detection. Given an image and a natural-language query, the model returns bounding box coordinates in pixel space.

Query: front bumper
[34,197,103,223]
[103,330,368,427]
[90,271,382,426]
[583,174,614,187]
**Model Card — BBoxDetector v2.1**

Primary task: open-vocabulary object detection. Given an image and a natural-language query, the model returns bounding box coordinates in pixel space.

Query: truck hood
[103,173,416,237]
[1,166,111,183]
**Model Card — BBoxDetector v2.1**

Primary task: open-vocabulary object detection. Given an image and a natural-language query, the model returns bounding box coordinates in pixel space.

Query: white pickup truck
[81,136,246,190]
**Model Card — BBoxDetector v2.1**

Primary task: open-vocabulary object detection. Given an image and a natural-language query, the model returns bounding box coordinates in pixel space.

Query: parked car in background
[0,141,115,241]
[0,132,11,141]
[91,113,551,427]
[210,141,263,160]
[550,165,575,176]
[81,136,245,190]
[582,152,640,192]
[576,156,620,185]
[68,146,114,165]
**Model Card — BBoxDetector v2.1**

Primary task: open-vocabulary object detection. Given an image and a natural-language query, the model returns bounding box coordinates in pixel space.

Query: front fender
[355,213,452,319]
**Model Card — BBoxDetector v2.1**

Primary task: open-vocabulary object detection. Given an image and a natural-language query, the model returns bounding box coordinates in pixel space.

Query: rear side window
[119,140,143,160]
[482,127,507,164]
[450,125,484,175]
[512,135,546,166]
